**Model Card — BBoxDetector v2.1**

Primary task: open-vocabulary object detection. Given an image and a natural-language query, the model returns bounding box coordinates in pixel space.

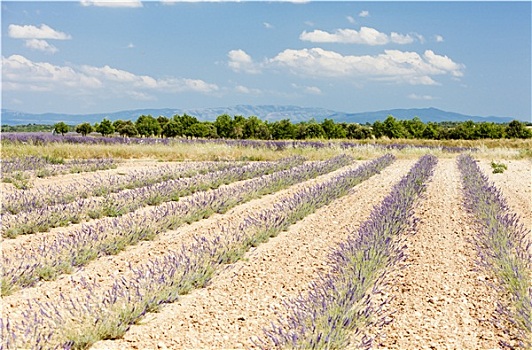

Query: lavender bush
[458,154,531,348]
[2,161,243,215]
[2,132,475,153]
[1,155,353,294]
[1,155,395,349]
[257,154,438,349]
[2,157,305,236]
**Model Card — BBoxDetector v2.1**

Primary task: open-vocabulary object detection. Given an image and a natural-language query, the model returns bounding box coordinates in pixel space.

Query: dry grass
[1,138,530,162]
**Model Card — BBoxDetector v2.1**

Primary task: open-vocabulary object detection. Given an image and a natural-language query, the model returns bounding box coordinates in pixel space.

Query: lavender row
[457,154,531,349]
[2,160,243,215]
[1,155,353,295]
[0,155,395,349]
[1,156,117,178]
[3,132,475,153]
[258,154,438,349]
[2,157,305,237]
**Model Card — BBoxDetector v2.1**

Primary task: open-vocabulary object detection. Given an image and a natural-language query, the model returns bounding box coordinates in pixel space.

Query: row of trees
[55,114,531,140]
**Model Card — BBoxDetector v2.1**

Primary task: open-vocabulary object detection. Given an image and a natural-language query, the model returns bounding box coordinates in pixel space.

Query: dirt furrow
[90,159,417,349]
[367,158,507,349]
[478,159,531,230]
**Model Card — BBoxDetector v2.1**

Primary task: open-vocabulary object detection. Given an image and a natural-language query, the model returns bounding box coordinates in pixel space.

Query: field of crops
[1,141,530,349]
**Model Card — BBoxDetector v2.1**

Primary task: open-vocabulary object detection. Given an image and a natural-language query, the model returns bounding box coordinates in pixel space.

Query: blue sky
[2,1,531,120]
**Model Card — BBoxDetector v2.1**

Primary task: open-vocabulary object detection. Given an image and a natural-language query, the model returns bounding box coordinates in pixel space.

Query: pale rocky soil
[90,159,417,350]
[365,158,509,349]
[2,154,529,349]
[478,159,531,231]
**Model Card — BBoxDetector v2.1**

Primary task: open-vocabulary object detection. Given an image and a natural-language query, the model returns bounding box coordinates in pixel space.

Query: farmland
[1,137,530,349]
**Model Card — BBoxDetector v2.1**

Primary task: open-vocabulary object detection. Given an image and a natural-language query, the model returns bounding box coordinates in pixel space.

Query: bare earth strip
[90,159,417,349]
[367,158,507,349]
[478,159,531,231]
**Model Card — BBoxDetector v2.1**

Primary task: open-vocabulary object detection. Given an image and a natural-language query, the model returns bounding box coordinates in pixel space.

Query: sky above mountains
[2,1,531,121]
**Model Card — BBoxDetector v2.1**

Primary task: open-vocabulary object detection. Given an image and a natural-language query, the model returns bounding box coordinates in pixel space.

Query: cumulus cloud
[267,48,464,85]
[359,10,370,17]
[8,24,71,40]
[346,16,356,24]
[80,0,143,7]
[263,22,274,29]
[228,49,261,74]
[300,27,417,45]
[8,24,71,53]
[435,35,444,42]
[24,39,58,53]
[2,54,219,97]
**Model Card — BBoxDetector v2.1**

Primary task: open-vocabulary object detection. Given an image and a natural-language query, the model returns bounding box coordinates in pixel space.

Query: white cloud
[435,35,444,42]
[227,49,261,74]
[268,48,464,85]
[263,22,273,29]
[390,32,414,44]
[408,93,436,100]
[24,39,58,53]
[359,10,370,17]
[423,50,464,77]
[2,55,219,97]
[2,55,101,92]
[346,16,356,24]
[8,24,71,54]
[80,0,143,7]
[300,27,417,46]
[8,24,71,40]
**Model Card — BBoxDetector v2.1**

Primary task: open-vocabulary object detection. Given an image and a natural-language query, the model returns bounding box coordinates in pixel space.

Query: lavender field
[1,142,530,349]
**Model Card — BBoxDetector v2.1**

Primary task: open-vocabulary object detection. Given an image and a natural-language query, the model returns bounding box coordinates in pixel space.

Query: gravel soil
[365,158,514,349]
[90,159,417,350]
[2,155,529,349]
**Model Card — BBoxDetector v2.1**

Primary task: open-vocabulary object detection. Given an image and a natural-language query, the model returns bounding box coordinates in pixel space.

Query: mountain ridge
[0,105,523,125]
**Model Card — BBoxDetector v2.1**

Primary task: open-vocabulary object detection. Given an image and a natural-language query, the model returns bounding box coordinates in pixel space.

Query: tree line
[49,114,532,140]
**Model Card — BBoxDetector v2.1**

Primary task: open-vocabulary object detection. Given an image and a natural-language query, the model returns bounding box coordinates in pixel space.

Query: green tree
[422,122,441,139]
[75,122,93,136]
[116,120,138,137]
[402,117,425,139]
[505,120,532,138]
[321,119,346,139]
[243,116,265,139]
[162,120,183,138]
[345,123,371,139]
[174,114,199,131]
[214,114,233,138]
[271,119,296,140]
[95,118,115,136]
[53,121,69,136]
[382,116,409,139]
[136,115,161,137]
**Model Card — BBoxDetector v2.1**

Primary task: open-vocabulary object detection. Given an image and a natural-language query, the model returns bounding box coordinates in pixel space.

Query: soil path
[478,159,531,230]
[91,159,417,349]
[366,158,507,349]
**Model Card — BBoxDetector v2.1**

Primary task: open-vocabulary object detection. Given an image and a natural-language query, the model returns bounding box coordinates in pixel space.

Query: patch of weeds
[36,168,53,178]
[5,171,32,189]
[43,155,64,164]
[491,161,508,174]
[1,277,15,296]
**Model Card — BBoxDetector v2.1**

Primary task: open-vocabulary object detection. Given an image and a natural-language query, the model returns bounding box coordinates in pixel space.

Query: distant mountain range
[0,105,523,126]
